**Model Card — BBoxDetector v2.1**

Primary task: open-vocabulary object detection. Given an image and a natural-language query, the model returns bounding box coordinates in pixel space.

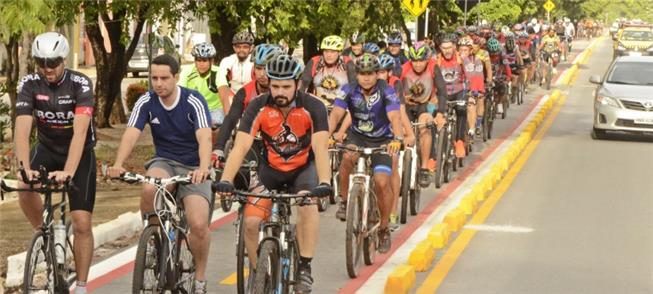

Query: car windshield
[621,30,653,41]
[607,62,653,85]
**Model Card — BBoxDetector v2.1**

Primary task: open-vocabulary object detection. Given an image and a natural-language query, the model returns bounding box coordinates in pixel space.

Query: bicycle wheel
[285,226,300,294]
[235,210,248,294]
[345,182,364,278]
[434,127,447,189]
[363,192,378,266]
[399,150,411,224]
[251,240,280,294]
[518,82,524,105]
[132,225,163,294]
[23,231,55,293]
[57,222,76,290]
[409,181,421,216]
[172,231,194,294]
[317,194,329,212]
[449,119,458,173]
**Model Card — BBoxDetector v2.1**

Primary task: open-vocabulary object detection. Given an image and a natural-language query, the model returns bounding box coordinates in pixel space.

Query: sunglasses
[35,57,64,69]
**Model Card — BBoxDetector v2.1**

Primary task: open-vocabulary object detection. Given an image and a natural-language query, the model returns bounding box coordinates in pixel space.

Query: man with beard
[108,54,213,293]
[217,31,255,114]
[300,35,356,105]
[400,41,447,187]
[216,55,332,294]
[435,33,472,159]
[15,32,96,294]
[386,31,409,77]
[328,54,404,252]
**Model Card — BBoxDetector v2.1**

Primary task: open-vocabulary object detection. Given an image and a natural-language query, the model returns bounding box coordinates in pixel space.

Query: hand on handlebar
[387,139,402,154]
[188,167,210,184]
[310,182,333,198]
[17,169,39,183]
[48,171,72,184]
[107,165,126,179]
[214,180,235,196]
[212,149,226,168]
[434,112,446,130]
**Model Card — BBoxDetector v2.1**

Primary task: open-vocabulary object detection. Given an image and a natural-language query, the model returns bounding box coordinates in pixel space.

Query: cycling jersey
[463,55,485,94]
[474,49,490,63]
[504,48,521,71]
[178,64,223,111]
[334,80,401,139]
[400,59,438,104]
[300,56,356,105]
[387,75,405,104]
[128,86,211,166]
[238,92,329,172]
[518,39,532,60]
[436,54,467,96]
[217,54,254,94]
[388,52,410,77]
[541,35,560,52]
[490,52,512,81]
[16,69,96,155]
[215,80,261,151]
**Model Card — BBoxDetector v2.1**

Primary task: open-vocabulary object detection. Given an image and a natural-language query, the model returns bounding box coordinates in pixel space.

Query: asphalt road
[432,38,653,294]
[90,39,601,294]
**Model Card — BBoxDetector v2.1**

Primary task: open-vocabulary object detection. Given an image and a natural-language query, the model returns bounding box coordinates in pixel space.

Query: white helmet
[531,18,537,25]
[32,32,69,59]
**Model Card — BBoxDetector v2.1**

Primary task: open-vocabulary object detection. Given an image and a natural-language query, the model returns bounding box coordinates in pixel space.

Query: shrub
[125,80,149,112]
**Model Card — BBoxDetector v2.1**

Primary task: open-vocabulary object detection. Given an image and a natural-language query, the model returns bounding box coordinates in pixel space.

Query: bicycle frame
[343,146,386,237]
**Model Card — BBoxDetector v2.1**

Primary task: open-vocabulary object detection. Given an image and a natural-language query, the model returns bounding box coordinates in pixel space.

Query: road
[86,38,637,294]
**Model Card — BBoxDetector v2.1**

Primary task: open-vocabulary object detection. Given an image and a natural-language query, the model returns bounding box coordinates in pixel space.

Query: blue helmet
[363,42,380,55]
[378,54,395,71]
[252,43,283,66]
[387,31,402,45]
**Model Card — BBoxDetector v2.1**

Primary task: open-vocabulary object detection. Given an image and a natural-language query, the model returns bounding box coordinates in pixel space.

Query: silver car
[590,56,653,139]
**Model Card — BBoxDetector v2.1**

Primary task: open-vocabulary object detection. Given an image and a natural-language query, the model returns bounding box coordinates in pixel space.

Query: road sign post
[543,0,555,22]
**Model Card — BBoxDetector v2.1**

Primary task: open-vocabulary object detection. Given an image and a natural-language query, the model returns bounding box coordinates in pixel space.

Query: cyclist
[216,54,332,294]
[504,32,524,103]
[400,41,446,187]
[517,31,534,90]
[328,54,404,252]
[554,20,568,60]
[178,42,224,135]
[15,32,96,294]
[537,27,562,85]
[343,32,366,60]
[213,43,282,270]
[386,31,409,77]
[217,31,255,113]
[108,55,213,293]
[458,37,485,139]
[471,35,493,134]
[363,42,381,56]
[434,34,471,159]
[563,18,576,57]
[300,35,356,105]
[487,37,512,116]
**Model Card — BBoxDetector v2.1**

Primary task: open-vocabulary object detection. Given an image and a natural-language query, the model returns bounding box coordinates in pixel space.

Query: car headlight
[596,95,621,108]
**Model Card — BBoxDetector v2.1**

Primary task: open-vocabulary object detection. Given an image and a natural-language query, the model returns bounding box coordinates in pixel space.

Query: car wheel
[591,127,607,140]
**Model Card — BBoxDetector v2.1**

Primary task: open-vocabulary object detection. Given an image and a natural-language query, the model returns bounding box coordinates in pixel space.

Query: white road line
[464,224,534,233]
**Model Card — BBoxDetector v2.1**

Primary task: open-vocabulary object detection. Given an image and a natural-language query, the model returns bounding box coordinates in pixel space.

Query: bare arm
[388,110,403,139]
[218,86,231,114]
[62,114,92,175]
[112,127,142,169]
[14,115,33,173]
[311,131,331,184]
[328,107,347,135]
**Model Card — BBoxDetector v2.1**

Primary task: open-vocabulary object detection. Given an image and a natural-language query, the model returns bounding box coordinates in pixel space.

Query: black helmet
[266,54,304,80]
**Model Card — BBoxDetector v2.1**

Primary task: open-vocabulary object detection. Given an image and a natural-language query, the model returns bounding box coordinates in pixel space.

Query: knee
[72,216,93,237]
[244,217,261,234]
[141,185,157,202]
[188,217,209,238]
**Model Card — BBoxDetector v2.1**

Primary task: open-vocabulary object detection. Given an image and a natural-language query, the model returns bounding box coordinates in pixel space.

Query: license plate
[628,52,642,57]
[634,118,653,125]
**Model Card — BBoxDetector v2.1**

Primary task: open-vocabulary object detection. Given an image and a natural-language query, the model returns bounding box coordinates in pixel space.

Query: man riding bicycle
[216,54,333,294]
[15,32,96,294]
[386,31,409,77]
[328,53,404,253]
[471,35,494,134]
[108,55,213,293]
[343,32,366,60]
[487,38,512,116]
[300,35,356,105]
[217,31,255,113]
[537,27,562,85]
[459,37,485,139]
[504,32,524,103]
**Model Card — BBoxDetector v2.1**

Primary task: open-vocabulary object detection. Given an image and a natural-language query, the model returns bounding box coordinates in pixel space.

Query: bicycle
[115,172,195,294]
[434,100,467,188]
[226,189,323,294]
[335,144,388,278]
[398,122,431,223]
[1,165,75,293]
[318,147,341,212]
[542,50,559,90]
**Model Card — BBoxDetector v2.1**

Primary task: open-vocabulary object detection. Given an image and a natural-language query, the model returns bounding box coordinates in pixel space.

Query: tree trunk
[302,33,318,64]
[5,36,20,129]
[209,2,240,61]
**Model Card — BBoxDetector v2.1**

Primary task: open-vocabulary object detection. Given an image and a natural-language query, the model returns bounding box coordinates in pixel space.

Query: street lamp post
[464,0,468,26]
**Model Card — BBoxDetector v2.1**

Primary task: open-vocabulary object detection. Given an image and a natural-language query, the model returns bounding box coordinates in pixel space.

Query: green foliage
[0,0,51,43]
[0,99,11,142]
[125,80,148,112]
[469,0,523,24]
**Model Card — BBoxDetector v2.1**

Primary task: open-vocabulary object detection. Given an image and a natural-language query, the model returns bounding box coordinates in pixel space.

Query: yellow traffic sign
[543,0,555,12]
[402,0,430,17]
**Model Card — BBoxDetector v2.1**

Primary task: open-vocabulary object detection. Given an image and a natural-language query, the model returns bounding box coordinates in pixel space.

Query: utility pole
[464,0,468,26]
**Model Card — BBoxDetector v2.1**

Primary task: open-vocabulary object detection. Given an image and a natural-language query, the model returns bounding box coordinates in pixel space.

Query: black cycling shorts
[405,103,433,122]
[258,161,318,194]
[344,130,393,175]
[30,144,96,212]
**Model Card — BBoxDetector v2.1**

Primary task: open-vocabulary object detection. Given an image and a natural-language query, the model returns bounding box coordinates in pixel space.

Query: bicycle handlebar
[113,172,193,186]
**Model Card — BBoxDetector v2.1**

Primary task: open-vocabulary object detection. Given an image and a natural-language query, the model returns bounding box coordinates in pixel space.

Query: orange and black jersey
[238,91,329,172]
[215,80,260,151]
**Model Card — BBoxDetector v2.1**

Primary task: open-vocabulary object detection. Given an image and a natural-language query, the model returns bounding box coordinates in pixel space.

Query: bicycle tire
[132,225,163,294]
[345,182,364,278]
[57,221,76,289]
[317,194,329,212]
[363,191,378,266]
[285,226,300,294]
[434,127,447,188]
[399,151,411,224]
[172,230,194,294]
[236,210,248,294]
[23,230,54,293]
[251,240,280,294]
[449,119,458,173]
[409,181,421,216]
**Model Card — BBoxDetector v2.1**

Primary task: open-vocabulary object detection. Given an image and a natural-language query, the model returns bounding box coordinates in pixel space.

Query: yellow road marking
[415,95,568,294]
[219,268,249,285]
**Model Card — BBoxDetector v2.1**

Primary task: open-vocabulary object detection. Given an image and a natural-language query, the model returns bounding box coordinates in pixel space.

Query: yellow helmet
[321,35,344,51]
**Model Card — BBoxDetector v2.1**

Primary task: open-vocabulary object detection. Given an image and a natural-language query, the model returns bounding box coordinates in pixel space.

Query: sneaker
[418,169,431,188]
[193,280,207,294]
[427,158,437,173]
[378,228,392,253]
[497,103,504,114]
[455,140,466,158]
[294,268,314,294]
[335,201,347,221]
[390,223,400,232]
[467,128,475,138]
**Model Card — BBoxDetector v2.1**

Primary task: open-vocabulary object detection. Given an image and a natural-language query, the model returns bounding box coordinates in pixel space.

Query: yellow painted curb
[459,194,478,215]
[472,186,487,202]
[428,223,450,249]
[408,240,436,272]
[443,208,466,233]
[384,264,416,294]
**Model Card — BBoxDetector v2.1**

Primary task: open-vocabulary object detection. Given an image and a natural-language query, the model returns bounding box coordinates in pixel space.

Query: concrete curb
[382,38,603,293]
